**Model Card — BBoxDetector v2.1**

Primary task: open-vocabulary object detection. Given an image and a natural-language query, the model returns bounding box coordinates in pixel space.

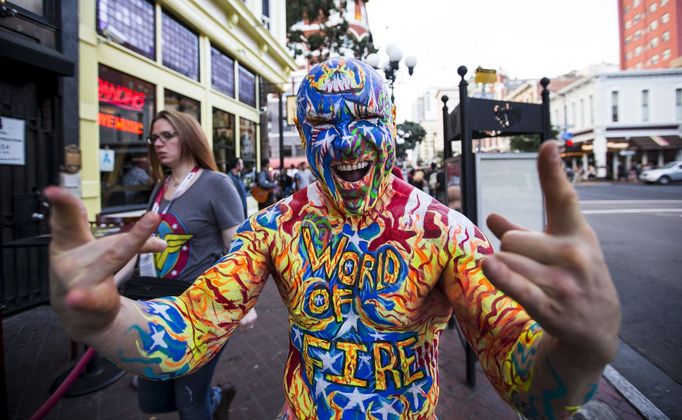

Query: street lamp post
[364,45,417,103]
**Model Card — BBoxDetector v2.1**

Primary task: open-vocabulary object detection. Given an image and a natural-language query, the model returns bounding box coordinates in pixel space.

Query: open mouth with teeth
[332,160,372,183]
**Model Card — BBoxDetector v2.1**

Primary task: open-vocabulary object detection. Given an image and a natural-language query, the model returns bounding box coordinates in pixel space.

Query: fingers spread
[493,251,581,300]
[500,230,562,265]
[482,256,547,314]
[140,237,167,253]
[45,186,94,250]
[65,279,120,314]
[486,213,527,240]
[88,212,161,278]
[537,141,585,235]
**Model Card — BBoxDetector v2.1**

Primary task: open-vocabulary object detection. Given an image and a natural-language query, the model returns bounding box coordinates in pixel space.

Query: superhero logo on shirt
[154,212,193,279]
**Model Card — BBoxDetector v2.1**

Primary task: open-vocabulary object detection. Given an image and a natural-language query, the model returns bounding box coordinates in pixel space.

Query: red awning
[269,156,308,169]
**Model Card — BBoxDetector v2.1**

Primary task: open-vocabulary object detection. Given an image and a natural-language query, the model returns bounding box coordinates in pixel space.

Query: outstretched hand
[45,187,166,337]
[481,141,621,367]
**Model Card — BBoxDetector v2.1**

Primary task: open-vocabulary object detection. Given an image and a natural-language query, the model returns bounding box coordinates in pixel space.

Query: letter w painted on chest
[302,226,403,291]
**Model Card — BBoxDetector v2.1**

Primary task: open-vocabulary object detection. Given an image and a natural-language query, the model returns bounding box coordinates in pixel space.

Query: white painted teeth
[336,161,370,172]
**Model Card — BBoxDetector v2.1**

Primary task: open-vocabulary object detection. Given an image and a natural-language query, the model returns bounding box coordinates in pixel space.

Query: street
[576,182,682,419]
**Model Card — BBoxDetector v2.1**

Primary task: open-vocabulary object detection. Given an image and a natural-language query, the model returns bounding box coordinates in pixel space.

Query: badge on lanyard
[140,167,199,278]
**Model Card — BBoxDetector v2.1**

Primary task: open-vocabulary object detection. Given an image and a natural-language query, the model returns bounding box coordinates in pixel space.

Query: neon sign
[98,78,147,112]
[98,112,144,135]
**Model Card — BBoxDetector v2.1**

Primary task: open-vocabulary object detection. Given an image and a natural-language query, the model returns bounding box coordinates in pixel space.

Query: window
[633,0,641,7]
[12,0,46,16]
[650,37,659,48]
[662,30,670,41]
[649,2,657,12]
[649,20,658,31]
[164,89,201,122]
[661,0,668,5]
[662,12,669,23]
[238,66,257,107]
[589,95,594,125]
[571,102,576,126]
[634,29,642,40]
[652,54,660,65]
[626,51,633,61]
[162,11,199,81]
[676,88,682,120]
[580,98,585,127]
[663,49,671,59]
[635,46,643,56]
[625,19,631,29]
[262,0,270,18]
[98,65,156,211]
[239,118,257,166]
[97,0,155,59]
[611,91,619,122]
[212,108,236,173]
[211,46,235,97]
[642,89,649,121]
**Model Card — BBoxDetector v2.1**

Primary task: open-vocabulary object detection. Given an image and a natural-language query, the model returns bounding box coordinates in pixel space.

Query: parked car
[639,161,682,184]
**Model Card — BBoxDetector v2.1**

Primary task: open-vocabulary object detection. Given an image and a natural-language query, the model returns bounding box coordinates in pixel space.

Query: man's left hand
[481,140,621,368]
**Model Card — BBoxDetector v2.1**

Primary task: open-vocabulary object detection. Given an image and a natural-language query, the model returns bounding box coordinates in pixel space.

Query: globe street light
[364,45,416,103]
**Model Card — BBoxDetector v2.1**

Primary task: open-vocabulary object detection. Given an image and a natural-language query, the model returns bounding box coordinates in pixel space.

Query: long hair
[147,110,218,180]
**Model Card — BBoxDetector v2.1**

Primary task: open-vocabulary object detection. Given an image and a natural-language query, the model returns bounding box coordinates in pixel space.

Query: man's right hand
[45,186,166,340]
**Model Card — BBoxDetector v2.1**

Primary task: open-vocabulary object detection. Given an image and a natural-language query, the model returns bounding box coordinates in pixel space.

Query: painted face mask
[295,57,396,215]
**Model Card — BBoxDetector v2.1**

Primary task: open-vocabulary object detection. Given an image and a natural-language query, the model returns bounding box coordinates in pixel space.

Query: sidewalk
[5,280,644,420]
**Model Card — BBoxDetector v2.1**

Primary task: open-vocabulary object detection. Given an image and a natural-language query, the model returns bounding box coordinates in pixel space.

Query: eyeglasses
[146,131,178,144]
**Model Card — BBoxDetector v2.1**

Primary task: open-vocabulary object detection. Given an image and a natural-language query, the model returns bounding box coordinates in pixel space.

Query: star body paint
[120,58,595,419]
[126,181,539,418]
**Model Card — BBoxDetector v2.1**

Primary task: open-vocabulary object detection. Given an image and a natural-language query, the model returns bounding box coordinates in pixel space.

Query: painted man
[46,57,620,419]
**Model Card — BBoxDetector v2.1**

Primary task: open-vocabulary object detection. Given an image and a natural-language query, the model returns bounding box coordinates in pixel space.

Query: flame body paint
[126,58,551,419]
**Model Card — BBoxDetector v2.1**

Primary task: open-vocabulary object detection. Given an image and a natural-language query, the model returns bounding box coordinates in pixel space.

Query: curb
[603,365,669,420]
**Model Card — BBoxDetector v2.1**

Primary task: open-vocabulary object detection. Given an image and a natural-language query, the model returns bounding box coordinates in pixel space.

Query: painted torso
[139,176,538,419]
[266,179,455,418]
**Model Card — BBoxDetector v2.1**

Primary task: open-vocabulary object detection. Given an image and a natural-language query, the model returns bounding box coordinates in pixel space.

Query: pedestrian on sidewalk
[118,110,252,420]
[255,158,277,209]
[227,156,248,219]
[46,58,620,419]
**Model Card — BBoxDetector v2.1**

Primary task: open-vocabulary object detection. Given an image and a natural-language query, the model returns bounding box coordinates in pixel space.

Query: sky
[364,0,621,121]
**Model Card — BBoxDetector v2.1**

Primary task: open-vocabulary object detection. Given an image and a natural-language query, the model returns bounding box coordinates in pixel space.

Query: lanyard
[151,166,200,215]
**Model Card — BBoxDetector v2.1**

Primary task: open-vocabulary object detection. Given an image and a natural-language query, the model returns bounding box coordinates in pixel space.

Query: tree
[508,128,559,152]
[395,121,426,160]
[287,0,376,62]
[509,135,541,152]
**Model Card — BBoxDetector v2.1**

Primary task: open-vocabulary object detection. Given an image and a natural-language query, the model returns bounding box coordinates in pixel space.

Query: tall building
[618,0,682,69]
[550,68,682,178]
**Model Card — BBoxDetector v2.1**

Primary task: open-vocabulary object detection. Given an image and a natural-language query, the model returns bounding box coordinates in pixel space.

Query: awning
[269,156,308,169]
[628,136,682,150]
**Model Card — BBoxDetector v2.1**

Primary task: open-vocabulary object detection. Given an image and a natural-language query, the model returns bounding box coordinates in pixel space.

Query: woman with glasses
[129,110,249,419]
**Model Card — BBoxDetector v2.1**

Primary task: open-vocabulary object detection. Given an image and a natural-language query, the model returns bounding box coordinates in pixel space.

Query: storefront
[80,0,294,217]
[0,0,78,313]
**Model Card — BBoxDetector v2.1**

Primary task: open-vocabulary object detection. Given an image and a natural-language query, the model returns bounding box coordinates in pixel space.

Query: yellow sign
[286,95,297,125]
[475,67,497,84]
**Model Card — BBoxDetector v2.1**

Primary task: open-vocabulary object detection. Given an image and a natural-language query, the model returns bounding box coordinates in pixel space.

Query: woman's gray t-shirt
[151,170,244,286]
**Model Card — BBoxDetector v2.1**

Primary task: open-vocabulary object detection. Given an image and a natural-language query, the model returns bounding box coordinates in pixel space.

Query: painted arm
[46,187,271,378]
[441,141,620,419]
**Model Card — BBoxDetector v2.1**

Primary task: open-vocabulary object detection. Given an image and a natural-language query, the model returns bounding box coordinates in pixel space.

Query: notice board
[476,153,545,251]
